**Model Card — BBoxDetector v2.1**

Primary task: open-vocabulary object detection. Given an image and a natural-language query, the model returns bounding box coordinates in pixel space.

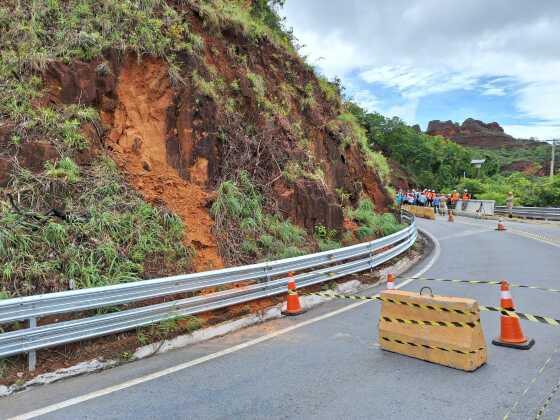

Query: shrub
[1,156,192,295]
[348,198,404,240]
[211,171,308,263]
[44,157,80,183]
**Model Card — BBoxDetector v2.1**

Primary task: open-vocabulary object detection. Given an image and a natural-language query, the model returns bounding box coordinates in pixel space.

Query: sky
[281,0,560,140]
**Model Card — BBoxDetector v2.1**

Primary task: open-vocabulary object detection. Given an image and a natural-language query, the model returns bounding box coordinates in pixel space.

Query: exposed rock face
[426,118,543,149]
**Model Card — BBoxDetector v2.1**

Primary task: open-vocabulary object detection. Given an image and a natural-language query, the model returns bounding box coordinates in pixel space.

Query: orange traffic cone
[448,210,454,222]
[496,218,507,231]
[386,273,395,290]
[492,281,534,350]
[282,273,306,316]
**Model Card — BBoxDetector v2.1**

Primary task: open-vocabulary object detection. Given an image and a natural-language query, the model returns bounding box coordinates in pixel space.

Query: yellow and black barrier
[377,289,486,371]
[401,204,436,220]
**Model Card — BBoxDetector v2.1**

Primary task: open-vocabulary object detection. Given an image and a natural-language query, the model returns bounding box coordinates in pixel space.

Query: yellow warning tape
[310,291,478,315]
[311,291,560,326]
[381,316,480,329]
[380,336,485,355]
[479,305,560,327]
[399,277,560,293]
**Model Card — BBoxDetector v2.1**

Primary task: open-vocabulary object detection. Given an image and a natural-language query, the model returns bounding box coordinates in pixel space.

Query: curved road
[1,216,559,419]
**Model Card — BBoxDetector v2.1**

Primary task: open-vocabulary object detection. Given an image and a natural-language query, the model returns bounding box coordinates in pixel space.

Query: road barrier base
[378,290,487,371]
[492,337,535,350]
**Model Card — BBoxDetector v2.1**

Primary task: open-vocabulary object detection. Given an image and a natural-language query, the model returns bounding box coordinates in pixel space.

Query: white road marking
[8,229,441,420]
[454,218,560,248]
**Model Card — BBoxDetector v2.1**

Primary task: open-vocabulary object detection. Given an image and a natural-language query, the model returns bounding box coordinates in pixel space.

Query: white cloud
[385,100,420,124]
[283,0,560,135]
[502,124,560,140]
[359,66,478,99]
[515,82,560,121]
[350,89,381,112]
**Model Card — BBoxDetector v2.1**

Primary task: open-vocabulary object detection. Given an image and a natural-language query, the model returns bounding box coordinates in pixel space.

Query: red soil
[104,56,223,271]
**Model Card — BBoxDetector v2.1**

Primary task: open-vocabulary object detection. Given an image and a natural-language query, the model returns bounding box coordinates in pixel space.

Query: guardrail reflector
[378,290,487,371]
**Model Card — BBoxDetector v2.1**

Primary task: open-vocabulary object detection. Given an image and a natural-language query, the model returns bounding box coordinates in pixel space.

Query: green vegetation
[211,171,309,263]
[470,145,552,175]
[457,174,560,207]
[314,225,340,251]
[1,157,191,296]
[347,198,404,240]
[329,107,391,183]
[137,315,202,346]
[348,105,472,190]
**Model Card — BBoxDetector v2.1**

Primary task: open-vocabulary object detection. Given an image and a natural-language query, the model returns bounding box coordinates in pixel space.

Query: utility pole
[551,139,558,180]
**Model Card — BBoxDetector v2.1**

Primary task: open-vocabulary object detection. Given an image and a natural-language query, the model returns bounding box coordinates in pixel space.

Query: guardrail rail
[495,206,560,221]
[0,212,417,371]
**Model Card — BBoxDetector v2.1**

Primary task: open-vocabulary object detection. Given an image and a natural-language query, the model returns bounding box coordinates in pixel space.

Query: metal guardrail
[495,206,560,221]
[0,212,417,369]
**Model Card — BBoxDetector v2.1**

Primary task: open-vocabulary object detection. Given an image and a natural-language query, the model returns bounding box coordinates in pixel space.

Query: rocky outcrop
[426,118,542,149]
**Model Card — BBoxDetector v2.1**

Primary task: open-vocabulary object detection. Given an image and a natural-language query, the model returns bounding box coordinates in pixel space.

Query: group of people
[396,188,472,215]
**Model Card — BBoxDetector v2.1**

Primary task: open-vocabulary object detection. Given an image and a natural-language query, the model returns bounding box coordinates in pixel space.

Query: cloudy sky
[282,0,560,140]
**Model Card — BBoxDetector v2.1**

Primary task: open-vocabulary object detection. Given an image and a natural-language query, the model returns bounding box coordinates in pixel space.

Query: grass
[1,156,192,296]
[318,76,341,107]
[211,171,308,263]
[333,112,391,183]
[347,198,404,240]
[314,224,341,251]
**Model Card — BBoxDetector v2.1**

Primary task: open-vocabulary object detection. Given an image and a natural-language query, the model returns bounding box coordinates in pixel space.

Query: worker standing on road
[439,193,448,216]
[451,190,459,208]
[506,191,514,218]
[461,189,470,211]
[433,194,440,215]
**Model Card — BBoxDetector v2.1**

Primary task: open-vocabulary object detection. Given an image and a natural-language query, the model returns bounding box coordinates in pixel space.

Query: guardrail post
[28,317,37,372]
[264,264,271,290]
[368,242,375,272]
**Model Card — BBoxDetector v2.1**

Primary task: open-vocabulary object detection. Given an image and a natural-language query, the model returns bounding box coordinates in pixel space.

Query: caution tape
[480,305,560,327]
[310,291,478,315]
[398,277,560,293]
[381,316,480,329]
[381,336,485,355]
[311,291,560,327]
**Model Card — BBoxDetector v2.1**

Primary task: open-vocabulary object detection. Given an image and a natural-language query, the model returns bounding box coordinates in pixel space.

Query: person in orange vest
[461,189,471,211]
[450,190,459,209]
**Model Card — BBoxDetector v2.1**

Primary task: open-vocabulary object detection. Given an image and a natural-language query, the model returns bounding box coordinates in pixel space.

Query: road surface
[1,216,559,419]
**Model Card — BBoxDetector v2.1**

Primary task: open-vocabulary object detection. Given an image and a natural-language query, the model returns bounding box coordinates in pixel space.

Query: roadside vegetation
[0,157,191,297]
[347,198,404,240]
[457,175,560,206]
[348,104,472,189]
[211,171,310,264]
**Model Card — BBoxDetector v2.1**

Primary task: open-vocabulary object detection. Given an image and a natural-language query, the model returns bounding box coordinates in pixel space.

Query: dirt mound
[104,56,222,271]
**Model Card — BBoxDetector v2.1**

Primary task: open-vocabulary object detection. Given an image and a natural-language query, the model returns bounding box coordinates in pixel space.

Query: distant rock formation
[426,118,542,149]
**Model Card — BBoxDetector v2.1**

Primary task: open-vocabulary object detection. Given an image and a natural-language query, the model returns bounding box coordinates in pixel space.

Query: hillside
[0,0,396,298]
[426,118,553,176]
[426,118,545,149]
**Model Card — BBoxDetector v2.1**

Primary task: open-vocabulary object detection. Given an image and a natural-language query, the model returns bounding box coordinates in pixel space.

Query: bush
[211,171,308,263]
[348,198,404,240]
[1,156,192,295]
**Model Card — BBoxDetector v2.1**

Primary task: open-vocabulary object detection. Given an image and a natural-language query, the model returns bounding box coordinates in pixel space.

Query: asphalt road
[1,216,559,420]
